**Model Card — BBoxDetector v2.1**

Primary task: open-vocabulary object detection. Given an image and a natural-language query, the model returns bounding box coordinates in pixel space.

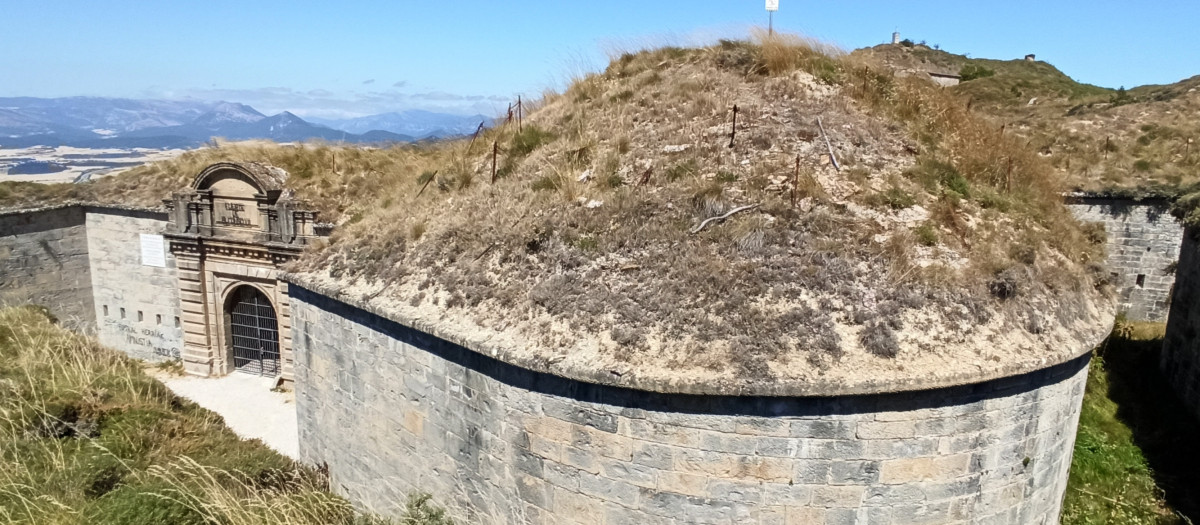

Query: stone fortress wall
[1161,227,1200,422]
[290,282,1091,525]
[0,205,183,361]
[0,206,94,329]
[1065,195,1183,322]
[2,193,1137,524]
[85,209,184,361]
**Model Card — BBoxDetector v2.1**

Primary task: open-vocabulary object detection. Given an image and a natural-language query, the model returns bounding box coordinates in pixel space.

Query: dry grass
[856,43,1200,193]
[0,32,1111,385]
[0,305,447,525]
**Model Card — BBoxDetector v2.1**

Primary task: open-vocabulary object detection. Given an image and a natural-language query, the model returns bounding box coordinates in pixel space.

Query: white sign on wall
[140,234,166,268]
[766,0,779,12]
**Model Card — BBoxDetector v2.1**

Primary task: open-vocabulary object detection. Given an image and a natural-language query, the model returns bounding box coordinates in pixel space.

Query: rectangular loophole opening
[1136,274,1146,288]
[175,316,181,328]
[103,305,109,316]
[156,314,162,325]
[120,308,126,319]
[138,311,144,322]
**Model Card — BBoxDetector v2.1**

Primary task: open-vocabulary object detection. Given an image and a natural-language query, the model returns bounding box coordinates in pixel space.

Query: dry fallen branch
[817,116,841,171]
[690,204,760,234]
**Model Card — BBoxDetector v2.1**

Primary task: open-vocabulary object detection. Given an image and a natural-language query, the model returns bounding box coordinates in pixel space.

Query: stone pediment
[192,161,288,195]
[165,161,319,247]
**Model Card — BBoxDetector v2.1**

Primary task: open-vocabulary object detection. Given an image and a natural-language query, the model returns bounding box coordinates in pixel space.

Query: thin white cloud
[145,85,507,119]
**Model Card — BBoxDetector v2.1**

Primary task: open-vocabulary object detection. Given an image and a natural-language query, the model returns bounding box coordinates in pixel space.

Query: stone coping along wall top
[284,273,1114,397]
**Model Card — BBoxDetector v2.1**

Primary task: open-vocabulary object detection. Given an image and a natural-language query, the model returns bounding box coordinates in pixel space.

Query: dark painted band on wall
[290,283,1091,417]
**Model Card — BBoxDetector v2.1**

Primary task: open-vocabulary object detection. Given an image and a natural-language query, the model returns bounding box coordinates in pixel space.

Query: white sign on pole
[766,0,779,12]
[140,233,166,268]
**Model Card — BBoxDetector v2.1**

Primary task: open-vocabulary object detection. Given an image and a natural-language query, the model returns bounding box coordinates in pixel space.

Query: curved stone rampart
[289,282,1090,525]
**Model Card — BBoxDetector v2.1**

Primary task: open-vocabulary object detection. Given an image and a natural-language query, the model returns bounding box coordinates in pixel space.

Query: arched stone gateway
[164,162,323,384]
[224,284,281,377]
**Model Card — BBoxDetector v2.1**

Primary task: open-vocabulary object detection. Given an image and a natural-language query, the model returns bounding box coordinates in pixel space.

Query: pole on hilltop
[766,0,779,36]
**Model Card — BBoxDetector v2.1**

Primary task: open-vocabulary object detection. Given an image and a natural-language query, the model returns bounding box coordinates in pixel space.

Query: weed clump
[859,322,899,358]
[509,125,555,157]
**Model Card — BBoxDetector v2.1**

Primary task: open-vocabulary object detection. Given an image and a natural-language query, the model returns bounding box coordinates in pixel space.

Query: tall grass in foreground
[1063,320,1200,524]
[0,306,447,525]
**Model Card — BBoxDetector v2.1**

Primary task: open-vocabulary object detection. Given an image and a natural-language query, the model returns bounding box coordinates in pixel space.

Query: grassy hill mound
[857,43,1200,194]
[0,33,1113,393]
[856,43,1112,114]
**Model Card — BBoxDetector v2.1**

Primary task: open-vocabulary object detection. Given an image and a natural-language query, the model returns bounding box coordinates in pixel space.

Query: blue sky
[2,1,1197,118]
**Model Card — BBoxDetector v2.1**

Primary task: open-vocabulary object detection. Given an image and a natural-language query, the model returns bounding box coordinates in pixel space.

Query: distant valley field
[0,146,187,184]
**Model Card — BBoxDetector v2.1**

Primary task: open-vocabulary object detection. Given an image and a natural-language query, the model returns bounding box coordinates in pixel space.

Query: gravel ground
[154,371,299,459]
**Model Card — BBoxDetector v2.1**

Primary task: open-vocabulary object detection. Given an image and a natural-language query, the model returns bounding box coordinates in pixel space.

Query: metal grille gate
[228,286,280,377]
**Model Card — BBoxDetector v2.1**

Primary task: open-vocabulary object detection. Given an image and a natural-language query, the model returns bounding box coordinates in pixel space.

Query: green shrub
[416,170,436,186]
[87,484,208,525]
[909,159,970,198]
[509,125,554,157]
[868,187,916,210]
[1134,159,1153,172]
[915,224,938,246]
[716,171,738,183]
[402,493,455,525]
[959,64,995,82]
[974,188,1012,211]
[1110,86,1134,107]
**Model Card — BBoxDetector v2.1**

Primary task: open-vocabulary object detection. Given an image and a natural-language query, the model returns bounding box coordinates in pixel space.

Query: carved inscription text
[216,201,254,228]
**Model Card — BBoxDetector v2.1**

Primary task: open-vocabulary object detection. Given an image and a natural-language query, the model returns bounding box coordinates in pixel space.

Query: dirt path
[150,370,299,460]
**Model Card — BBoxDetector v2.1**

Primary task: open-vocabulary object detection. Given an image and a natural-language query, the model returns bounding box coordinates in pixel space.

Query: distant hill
[855,43,1200,193]
[309,109,490,139]
[0,97,446,149]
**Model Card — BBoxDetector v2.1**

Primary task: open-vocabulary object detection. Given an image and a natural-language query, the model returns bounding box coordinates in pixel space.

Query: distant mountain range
[0,97,489,149]
[309,110,489,139]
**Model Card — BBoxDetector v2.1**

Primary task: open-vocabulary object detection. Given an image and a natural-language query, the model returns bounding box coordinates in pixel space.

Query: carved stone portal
[164,162,323,383]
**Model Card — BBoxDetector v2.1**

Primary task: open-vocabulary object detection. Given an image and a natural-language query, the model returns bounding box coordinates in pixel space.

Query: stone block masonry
[290,283,1091,525]
[86,208,183,362]
[1066,196,1182,321]
[1162,227,1200,422]
[0,205,183,361]
[0,206,95,330]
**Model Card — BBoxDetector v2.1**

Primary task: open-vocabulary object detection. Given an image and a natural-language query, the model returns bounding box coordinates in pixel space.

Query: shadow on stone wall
[1100,333,1200,520]
[293,285,1087,419]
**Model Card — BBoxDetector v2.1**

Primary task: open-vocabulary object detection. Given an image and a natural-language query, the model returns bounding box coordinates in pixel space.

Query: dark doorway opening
[225,286,280,377]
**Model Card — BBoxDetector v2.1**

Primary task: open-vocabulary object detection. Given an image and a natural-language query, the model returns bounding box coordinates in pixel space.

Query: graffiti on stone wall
[106,318,181,358]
